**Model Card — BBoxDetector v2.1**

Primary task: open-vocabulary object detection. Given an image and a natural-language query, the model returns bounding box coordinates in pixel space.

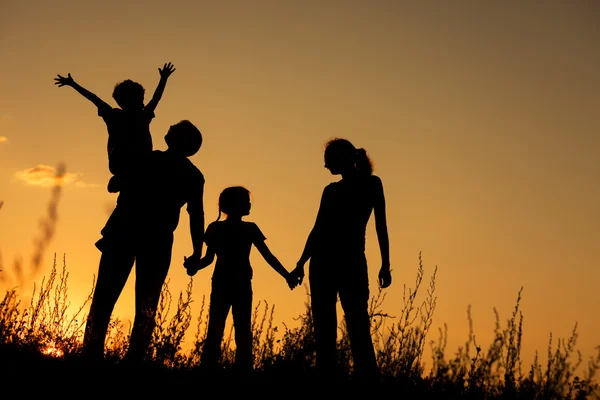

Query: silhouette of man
[82,120,205,363]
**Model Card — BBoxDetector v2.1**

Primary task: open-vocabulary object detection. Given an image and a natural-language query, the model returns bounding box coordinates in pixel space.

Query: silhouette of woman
[292,138,391,383]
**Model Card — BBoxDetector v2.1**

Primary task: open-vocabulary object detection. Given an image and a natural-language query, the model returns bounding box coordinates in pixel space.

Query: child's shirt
[98,104,154,177]
[204,220,266,283]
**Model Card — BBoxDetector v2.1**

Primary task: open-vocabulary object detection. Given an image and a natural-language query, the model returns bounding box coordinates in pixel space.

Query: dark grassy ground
[1,254,598,397]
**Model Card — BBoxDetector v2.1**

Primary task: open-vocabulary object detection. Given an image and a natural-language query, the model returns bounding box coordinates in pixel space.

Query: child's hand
[54,73,75,87]
[158,62,176,79]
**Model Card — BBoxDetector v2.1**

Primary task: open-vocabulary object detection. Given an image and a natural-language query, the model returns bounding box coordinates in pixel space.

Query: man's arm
[54,73,110,110]
[187,174,205,259]
[145,62,176,113]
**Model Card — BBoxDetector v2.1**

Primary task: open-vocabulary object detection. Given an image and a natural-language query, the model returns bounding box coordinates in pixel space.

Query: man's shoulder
[182,158,204,182]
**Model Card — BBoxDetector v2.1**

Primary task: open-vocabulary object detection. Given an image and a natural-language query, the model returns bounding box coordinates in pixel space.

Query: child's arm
[200,249,216,267]
[54,73,110,110]
[185,247,215,276]
[372,176,391,289]
[145,62,176,114]
[254,240,297,289]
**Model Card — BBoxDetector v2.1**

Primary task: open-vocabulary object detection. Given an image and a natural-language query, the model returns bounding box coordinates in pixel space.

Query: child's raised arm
[54,73,110,110]
[145,62,176,114]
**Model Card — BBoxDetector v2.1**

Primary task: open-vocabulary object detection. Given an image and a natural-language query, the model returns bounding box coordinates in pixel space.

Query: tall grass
[1,253,598,396]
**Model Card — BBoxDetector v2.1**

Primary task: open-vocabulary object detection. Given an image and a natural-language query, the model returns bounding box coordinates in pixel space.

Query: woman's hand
[378,265,392,288]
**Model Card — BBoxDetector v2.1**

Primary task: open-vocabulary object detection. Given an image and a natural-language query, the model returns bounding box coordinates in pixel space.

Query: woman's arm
[373,176,391,288]
[293,186,329,282]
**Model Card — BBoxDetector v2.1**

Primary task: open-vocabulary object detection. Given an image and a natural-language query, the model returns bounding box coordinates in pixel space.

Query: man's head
[165,120,203,157]
[113,79,145,111]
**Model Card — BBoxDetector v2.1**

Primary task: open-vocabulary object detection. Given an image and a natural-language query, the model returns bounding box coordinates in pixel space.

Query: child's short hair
[112,80,145,109]
[166,120,203,157]
[218,186,251,220]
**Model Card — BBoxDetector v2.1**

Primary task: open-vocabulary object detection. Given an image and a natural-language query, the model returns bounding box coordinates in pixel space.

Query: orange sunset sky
[1,1,598,370]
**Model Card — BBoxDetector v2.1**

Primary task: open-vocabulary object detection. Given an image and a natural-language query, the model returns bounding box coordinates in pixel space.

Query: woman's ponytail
[355,148,373,176]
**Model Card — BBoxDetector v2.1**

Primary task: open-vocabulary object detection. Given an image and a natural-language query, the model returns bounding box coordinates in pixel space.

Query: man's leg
[125,235,173,363]
[200,281,232,370]
[82,245,135,360]
[231,280,253,373]
[309,264,339,382]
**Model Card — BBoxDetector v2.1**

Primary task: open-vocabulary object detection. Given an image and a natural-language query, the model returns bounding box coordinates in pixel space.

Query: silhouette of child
[54,62,176,193]
[185,186,297,373]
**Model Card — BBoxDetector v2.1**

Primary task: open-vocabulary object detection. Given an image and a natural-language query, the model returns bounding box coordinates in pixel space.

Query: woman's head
[217,186,251,220]
[324,138,373,176]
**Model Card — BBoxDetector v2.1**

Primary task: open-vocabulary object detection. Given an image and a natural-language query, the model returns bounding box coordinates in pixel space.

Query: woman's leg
[339,259,379,382]
[309,263,339,382]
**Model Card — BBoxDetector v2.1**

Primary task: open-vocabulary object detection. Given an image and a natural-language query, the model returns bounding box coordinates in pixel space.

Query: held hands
[184,254,206,277]
[159,62,176,79]
[288,262,305,287]
[54,73,75,87]
[378,264,392,289]
[285,272,299,290]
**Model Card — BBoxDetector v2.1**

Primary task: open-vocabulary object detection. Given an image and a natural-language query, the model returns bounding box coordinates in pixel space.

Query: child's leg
[201,281,233,369]
[231,280,253,371]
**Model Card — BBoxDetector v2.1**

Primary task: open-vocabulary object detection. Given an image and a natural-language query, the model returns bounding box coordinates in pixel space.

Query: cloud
[75,181,101,188]
[0,136,7,143]
[15,165,99,188]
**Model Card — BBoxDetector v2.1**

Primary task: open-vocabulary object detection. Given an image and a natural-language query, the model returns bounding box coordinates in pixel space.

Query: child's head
[165,120,203,157]
[112,80,145,111]
[324,138,373,176]
[217,186,251,220]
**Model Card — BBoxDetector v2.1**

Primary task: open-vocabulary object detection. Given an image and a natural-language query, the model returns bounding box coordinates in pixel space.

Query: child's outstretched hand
[54,73,74,87]
[159,62,176,79]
